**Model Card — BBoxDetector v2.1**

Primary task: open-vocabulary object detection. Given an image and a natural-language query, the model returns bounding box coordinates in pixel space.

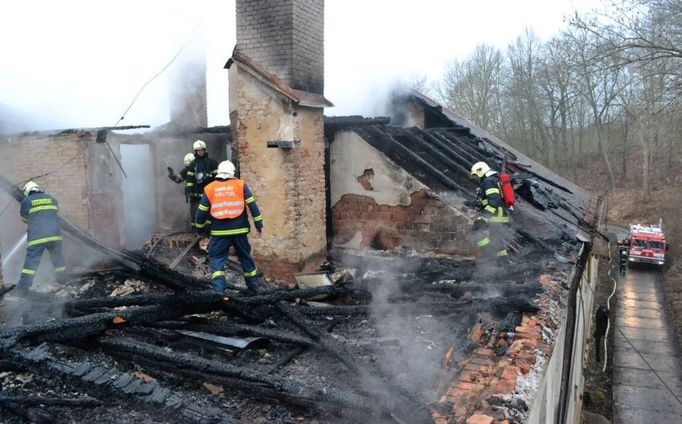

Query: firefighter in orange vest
[195,160,263,293]
[470,161,510,263]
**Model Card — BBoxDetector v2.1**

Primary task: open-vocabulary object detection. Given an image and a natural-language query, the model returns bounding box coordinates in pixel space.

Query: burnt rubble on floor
[0,229,571,424]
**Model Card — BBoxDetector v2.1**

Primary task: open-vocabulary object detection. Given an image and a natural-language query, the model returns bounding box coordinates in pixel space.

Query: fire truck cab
[626,219,667,266]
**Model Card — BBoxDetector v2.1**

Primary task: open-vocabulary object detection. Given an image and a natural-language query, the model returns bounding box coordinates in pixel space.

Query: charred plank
[277,302,433,424]
[100,336,390,417]
[0,395,101,407]
[0,302,215,347]
[5,343,236,424]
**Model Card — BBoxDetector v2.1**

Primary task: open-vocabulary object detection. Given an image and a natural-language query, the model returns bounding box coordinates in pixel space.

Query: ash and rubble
[0,228,572,424]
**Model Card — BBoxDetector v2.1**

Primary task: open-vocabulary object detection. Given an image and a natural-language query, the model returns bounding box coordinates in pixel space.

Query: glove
[167,167,176,181]
[464,199,477,207]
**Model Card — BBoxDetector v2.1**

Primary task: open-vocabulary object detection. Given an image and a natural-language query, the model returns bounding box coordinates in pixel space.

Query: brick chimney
[229,0,328,284]
[169,40,208,128]
[235,0,324,94]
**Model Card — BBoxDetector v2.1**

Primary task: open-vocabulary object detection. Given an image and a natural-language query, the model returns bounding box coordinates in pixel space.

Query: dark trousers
[208,234,259,292]
[474,222,509,262]
[189,198,200,228]
[18,240,66,288]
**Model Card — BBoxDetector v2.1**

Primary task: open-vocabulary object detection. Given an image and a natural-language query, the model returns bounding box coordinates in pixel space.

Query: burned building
[0,42,230,281]
[0,1,604,423]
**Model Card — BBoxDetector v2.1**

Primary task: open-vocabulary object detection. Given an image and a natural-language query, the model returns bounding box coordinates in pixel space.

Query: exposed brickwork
[0,132,91,230]
[331,190,471,255]
[236,0,324,93]
[229,61,326,284]
[466,414,494,424]
[432,273,567,423]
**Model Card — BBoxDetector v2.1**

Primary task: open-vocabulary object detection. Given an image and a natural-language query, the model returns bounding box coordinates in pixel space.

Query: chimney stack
[229,0,328,283]
[236,0,324,94]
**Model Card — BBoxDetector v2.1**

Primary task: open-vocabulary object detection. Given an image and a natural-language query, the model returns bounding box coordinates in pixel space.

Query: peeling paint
[330,131,427,207]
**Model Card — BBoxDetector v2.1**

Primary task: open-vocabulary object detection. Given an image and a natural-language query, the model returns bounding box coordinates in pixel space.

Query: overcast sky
[0,0,599,131]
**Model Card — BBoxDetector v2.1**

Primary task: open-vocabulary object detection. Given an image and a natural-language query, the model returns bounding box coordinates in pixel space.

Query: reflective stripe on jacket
[196,178,263,236]
[20,192,62,245]
[179,157,218,196]
[478,173,509,224]
[205,179,245,219]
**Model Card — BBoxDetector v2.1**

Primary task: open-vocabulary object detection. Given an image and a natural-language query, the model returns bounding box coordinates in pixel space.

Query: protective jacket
[178,156,218,199]
[476,172,509,224]
[196,178,263,236]
[20,191,62,246]
[619,249,628,264]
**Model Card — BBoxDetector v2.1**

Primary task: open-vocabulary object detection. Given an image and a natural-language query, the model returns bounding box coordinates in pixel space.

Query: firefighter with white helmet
[16,181,67,294]
[167,140,218,229]
[195,160,264,293]
[168,153,198,202]
[469,161,510,263]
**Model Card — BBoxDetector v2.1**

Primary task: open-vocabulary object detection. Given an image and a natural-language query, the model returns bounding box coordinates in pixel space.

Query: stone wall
[229,64,327,283]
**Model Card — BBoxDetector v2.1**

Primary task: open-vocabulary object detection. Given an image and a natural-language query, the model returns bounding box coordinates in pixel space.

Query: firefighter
[470,161,510,263]
[16,181,66,294]
[168,153,196,200]
[168,140,218,229]
[195,160,263,293]
[619,247,628,275]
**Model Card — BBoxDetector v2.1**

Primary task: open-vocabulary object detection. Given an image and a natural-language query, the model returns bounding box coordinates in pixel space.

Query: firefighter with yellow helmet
[167,140,218,229]
[470,161,510,263]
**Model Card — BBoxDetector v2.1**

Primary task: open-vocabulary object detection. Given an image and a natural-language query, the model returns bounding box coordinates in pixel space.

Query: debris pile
[0,238,567,423]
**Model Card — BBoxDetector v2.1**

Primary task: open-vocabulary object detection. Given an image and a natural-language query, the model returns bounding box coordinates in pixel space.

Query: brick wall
[0,131,91,229]
[236,0,324,93]
[330,130,471,256]
[0,131,93,277]
[332,190,471,255]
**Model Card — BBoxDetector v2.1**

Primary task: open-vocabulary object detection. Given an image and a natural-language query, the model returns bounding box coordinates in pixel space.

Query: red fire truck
[626,219,668,266]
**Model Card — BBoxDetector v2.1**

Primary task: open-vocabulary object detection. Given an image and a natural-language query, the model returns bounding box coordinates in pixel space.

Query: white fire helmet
[216,160,236,179]
[22,181,41,197]
[470,161,491,179]
[193,139,207,151]
[183,153,195,166]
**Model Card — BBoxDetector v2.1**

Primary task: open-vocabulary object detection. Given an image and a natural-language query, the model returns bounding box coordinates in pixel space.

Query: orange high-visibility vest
[205,179,245,220]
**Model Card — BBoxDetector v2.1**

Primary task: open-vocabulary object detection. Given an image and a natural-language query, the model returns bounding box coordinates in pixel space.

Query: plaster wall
[330,131,471,255]
[229,65,327,282]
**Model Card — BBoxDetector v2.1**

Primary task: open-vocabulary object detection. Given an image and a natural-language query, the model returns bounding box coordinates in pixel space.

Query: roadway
[612,265,682,422]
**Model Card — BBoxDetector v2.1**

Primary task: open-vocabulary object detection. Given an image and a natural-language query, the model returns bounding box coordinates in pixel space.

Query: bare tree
[408,74,433,96]
[570,1,682,69]
[506,30,550,163]
[437,44,504,130]
[567,25,621,191]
